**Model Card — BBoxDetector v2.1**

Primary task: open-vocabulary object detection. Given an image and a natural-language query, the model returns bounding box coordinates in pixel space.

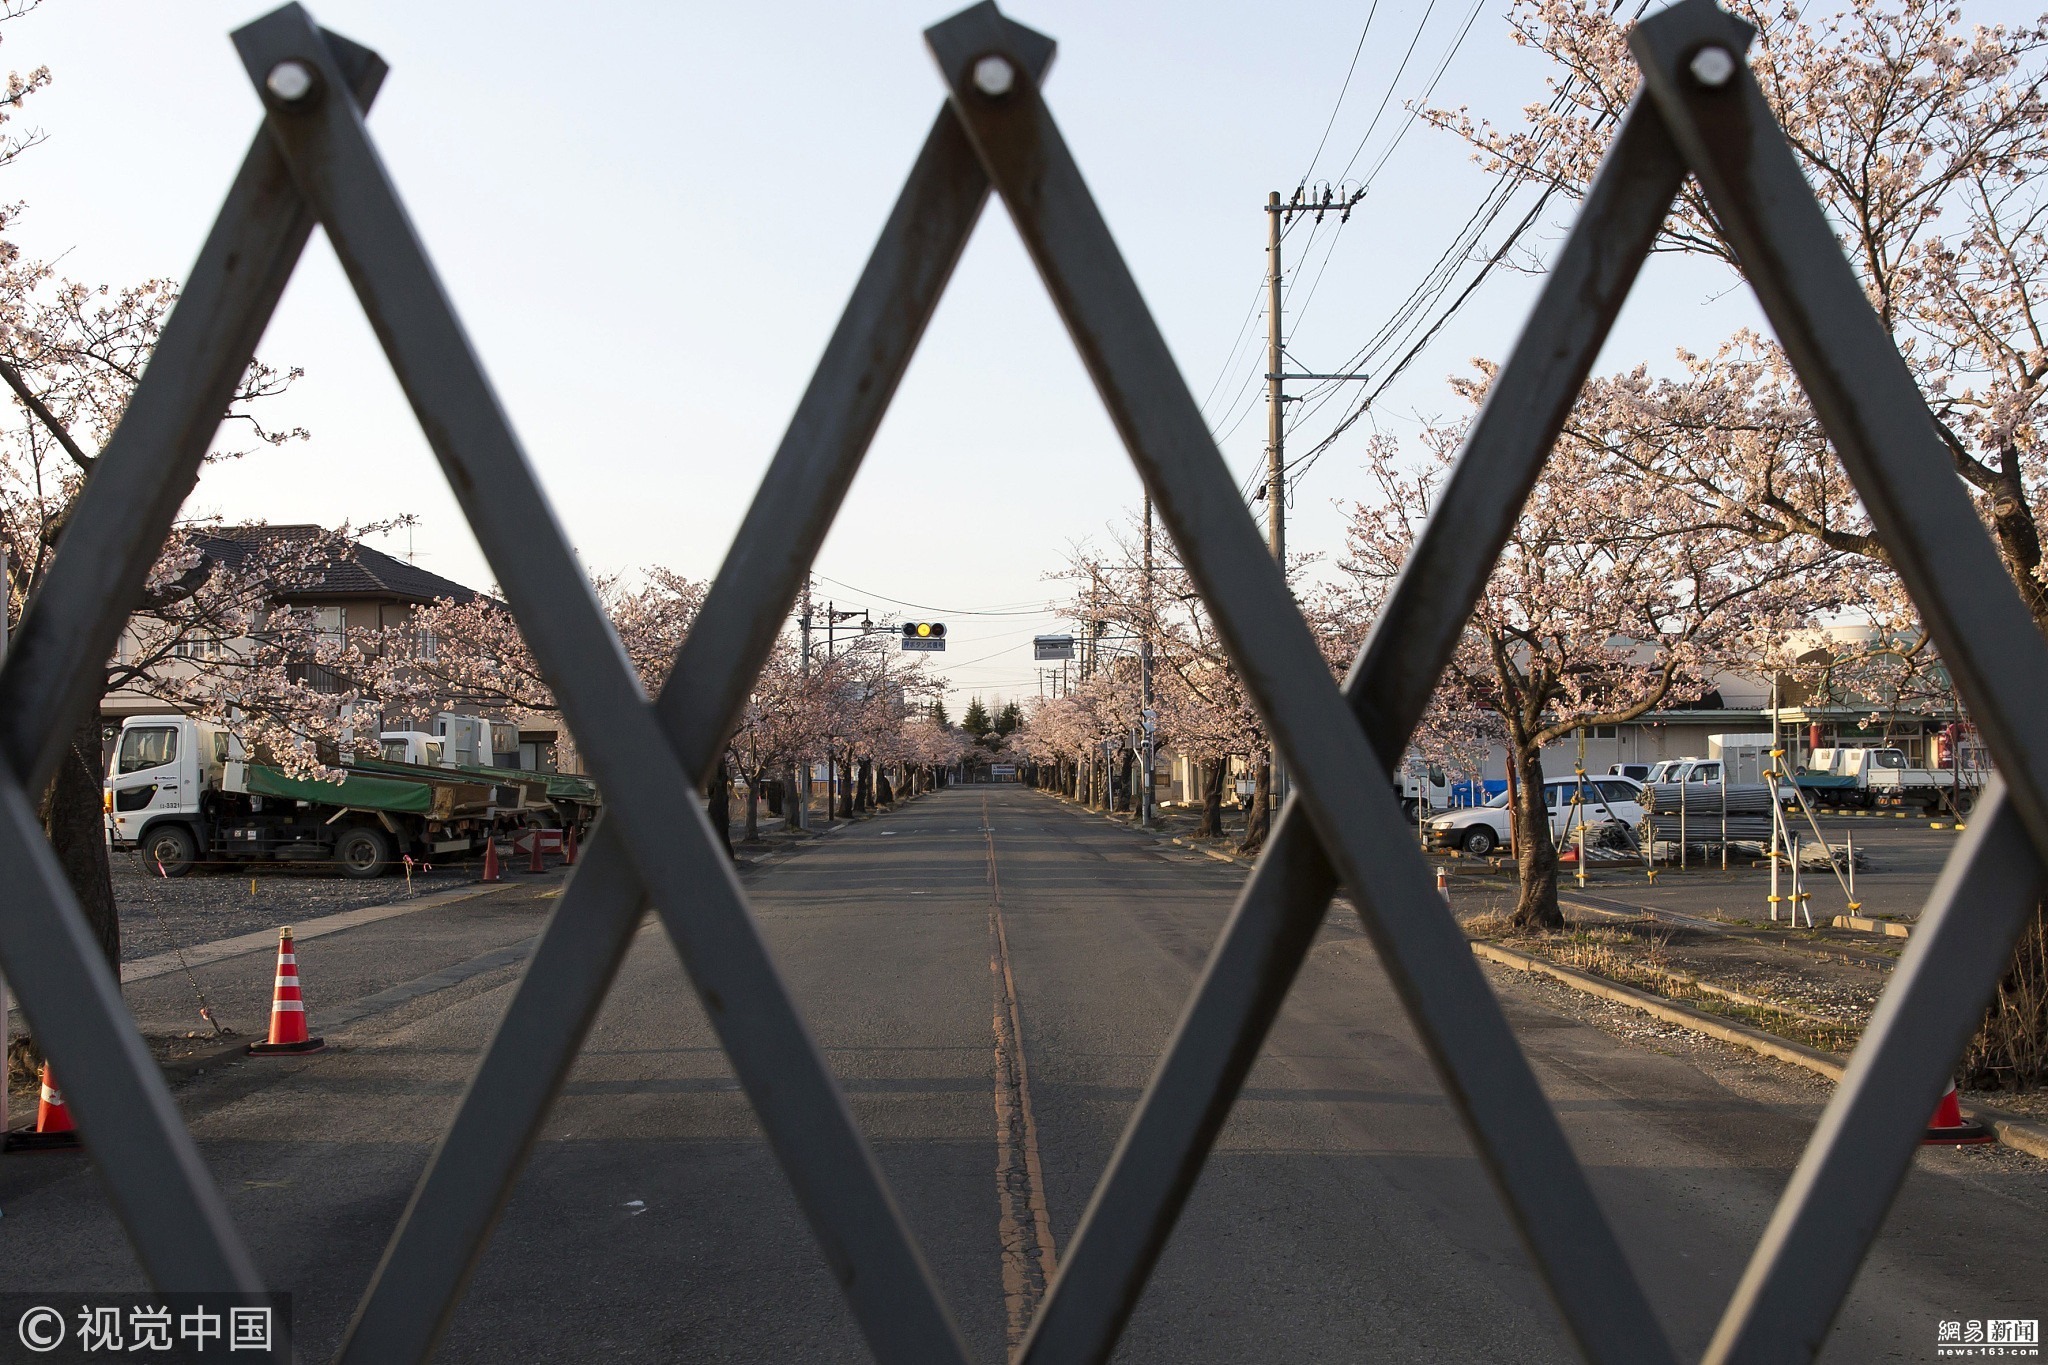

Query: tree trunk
[765,778,784,817]
[1198,759,1224,838]
[744,771,760,843]
[1509,746,1562,930]
[878,768,894,805]
[707,758,734,859]
[1239,758,1271,856]
[837,760,853,819]
[1116,750,1133,813]
[45,718,119,970]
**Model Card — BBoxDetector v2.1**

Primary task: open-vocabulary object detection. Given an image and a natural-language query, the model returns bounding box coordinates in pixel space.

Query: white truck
[106,714,527,879]
[1395,761,1451,821]
[1791,745,1973,812]
[378,717,601,831]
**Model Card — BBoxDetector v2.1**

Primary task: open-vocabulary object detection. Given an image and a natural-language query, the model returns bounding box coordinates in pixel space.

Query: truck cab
[1394,761,1451,821]
[107,715,230,867]
[380,731,448,767]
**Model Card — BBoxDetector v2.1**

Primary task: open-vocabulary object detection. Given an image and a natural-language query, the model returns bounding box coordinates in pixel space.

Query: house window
[173,636,227,660]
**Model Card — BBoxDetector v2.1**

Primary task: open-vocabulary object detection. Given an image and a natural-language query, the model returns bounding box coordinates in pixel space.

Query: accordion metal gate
[0,3,2039,1363]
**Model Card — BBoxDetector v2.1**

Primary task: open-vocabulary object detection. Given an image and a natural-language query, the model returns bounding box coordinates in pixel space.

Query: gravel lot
[111,849,482,963]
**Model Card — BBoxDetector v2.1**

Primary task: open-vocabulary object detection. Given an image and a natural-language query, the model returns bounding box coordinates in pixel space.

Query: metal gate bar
[229,8,975,1362]
[0,4,2039,1365]
[337,57,1035,1365]
[1708,789,2041,1363]
[0,27,387,1294]
[926,8,1673,1361]
[1016,91,1692,1365]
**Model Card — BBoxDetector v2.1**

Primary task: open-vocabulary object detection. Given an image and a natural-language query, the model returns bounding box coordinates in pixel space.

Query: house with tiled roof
[103,526,563,772]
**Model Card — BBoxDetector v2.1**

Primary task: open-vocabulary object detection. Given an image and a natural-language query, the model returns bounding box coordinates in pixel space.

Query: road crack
[985,795,1058,1352]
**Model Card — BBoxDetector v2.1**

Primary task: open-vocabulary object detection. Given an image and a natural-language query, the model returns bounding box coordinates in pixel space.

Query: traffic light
[901,622,946,639]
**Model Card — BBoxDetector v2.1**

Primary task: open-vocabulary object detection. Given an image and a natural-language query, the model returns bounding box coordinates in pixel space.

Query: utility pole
[826,600,837,823]
[1262,185,1369,810]
[1265,191,1285,565]
[821,601,865,821]
[1140,492,1156,827]
[796,579,813,831]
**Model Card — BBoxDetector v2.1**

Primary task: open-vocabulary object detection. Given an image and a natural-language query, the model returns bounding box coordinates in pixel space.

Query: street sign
[1034,634,1075,660]
[901,637,944,652]
[990,764,1016,775]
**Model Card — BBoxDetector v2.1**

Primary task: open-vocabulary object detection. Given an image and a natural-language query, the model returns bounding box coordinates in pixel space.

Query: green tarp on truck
[244,764,436,814]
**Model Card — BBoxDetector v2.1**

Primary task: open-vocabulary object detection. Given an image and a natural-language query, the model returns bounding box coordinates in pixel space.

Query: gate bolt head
[266,59,316,103]
[972,54,1016,97]
[1688,45,1736,88]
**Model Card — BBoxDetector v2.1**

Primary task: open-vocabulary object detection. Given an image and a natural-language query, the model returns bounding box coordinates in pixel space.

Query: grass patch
[1499,925,1865,1055]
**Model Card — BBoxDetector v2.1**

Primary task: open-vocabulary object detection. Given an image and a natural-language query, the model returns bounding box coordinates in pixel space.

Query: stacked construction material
[1640,782,1779,844]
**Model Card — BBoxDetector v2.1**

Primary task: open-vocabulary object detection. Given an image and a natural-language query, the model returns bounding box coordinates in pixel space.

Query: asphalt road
[3,786,2042,1363]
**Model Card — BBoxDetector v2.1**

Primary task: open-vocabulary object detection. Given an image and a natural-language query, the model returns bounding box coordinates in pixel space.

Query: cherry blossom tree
[1341,402,1822,929]
[0,7,321,969]
[1436,0,2048,1071]
[1434,0,2048,637]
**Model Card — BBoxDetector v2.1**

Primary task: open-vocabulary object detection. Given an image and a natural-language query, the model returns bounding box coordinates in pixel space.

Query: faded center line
[984,794,1058,1352]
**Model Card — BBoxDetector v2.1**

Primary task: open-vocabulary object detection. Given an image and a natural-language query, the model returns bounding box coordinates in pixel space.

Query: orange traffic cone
[528,831,544,874]
[247,926,325,1056]
[1435,866,1451,906]
[3,1062,82,1153]
[1923,1079,1993,1145]
[563,824,578,866]
[481,834,502,883]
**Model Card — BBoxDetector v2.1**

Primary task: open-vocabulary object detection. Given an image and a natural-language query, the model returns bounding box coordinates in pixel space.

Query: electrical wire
[807,574,1062,618]
[1279,0,1655,487]
[1299,1,1382,188]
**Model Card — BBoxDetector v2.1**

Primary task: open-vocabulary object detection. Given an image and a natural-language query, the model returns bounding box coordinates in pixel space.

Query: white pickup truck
[1789,746,1973,812]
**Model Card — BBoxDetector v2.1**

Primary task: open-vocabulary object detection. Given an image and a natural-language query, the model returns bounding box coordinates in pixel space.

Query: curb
[1472,939,1849,1079]
[1029,787,2048,1159]
[119,879,519,986]
[1470,939,2048,1160]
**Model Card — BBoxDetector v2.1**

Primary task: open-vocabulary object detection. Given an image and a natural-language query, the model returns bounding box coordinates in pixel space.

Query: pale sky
[2,0,1947,708]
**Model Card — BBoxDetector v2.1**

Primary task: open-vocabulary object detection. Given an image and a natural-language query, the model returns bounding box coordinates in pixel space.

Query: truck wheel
[335,825,395,880]
[142,823,198,877]
[1460,827,1498,857]
[1954,789,1977,817]
[1400,799,1420,823]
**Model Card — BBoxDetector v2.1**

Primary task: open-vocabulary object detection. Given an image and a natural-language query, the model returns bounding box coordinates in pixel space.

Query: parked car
[1425,775,1645,856]
[1607,763,1652,782]
[1645,758,1698,783]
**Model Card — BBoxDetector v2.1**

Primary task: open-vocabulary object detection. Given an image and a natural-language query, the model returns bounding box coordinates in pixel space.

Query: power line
[1298,2,1382,187]
[1330,0,1444,187]
[1279,0,1655,488]
[808,574,1060,618]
